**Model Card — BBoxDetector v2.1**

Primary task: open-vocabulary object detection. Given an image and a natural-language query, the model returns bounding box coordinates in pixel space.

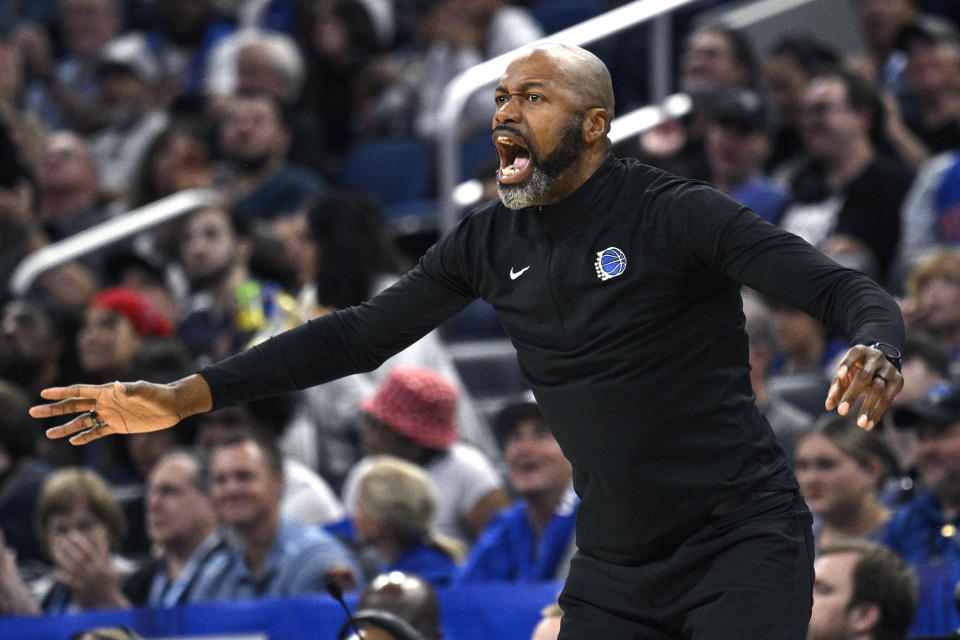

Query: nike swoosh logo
[510,266,531,280]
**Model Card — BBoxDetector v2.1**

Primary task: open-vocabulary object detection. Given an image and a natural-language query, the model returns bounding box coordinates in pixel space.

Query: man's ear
[849,602,881,635]
[583,107,611,143]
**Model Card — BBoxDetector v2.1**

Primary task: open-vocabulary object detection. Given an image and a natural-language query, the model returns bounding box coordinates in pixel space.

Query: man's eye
[495,95,508,105]
[527,94,542,103]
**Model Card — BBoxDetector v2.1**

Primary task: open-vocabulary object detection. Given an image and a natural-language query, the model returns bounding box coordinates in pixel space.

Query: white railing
[10,188,222,296]
[435,0,705,232]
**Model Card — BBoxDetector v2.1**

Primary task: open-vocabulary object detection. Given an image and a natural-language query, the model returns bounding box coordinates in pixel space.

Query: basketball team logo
[594,247,627,281]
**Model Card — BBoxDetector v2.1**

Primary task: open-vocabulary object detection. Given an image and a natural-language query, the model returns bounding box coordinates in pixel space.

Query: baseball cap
[705,88,768,132]
[362,366,459,450]
[492,390,543,446]
[892,384,960,429]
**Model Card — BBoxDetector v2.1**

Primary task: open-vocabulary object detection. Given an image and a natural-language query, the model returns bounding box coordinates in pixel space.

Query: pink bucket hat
[362,366,460,450]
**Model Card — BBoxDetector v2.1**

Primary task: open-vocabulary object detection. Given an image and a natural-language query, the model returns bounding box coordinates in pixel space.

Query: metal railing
[10,188,222,296]
[435,0,704,232]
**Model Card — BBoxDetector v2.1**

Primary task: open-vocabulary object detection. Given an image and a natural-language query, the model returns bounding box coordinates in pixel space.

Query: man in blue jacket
[457,393,577,583]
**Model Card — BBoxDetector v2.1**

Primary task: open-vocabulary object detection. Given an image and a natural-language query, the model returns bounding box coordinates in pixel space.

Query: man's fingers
[30,396,97,419]
[68,424,113,445]
[38,384,102,401]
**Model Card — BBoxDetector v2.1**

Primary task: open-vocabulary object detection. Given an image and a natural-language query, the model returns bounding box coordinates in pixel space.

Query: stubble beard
[497,115,584,211]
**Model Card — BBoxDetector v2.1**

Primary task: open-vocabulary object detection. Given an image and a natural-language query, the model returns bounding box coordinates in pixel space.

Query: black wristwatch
[869,342,902,372]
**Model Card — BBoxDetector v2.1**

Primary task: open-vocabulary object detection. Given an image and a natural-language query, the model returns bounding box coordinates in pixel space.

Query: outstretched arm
[30,374,212,445]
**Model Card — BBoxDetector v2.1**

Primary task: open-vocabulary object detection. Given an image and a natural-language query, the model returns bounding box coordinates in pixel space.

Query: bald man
[36,43,906,639]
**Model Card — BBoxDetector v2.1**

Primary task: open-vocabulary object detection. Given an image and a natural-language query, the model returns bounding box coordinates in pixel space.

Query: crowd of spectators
[5,0,960,638]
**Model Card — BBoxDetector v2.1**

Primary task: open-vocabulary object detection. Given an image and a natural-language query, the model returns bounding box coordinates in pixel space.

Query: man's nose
[494,97,521,124]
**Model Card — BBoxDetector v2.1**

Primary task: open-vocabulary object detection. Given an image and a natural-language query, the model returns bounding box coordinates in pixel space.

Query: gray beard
[497,168,554,210]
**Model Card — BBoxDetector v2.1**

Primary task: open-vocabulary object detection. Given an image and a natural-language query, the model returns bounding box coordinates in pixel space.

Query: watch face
[874,343,900,359]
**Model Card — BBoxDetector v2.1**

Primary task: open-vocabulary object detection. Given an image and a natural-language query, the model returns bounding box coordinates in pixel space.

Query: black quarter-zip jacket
[201,155,904,564]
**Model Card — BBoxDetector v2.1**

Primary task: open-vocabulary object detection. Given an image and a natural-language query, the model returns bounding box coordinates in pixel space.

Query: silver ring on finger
[873,373,888,385]
[87,410,106,429]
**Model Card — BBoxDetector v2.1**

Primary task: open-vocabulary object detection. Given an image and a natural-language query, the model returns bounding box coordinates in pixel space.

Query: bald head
[359,572,442,640]
[512,44,615,120]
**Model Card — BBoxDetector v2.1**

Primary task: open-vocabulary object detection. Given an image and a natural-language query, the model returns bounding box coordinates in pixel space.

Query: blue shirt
[389,540,459,587]
[147,530,230,607]
[456,487,578,583]
[191,518,361,600]
[881,490,960,564]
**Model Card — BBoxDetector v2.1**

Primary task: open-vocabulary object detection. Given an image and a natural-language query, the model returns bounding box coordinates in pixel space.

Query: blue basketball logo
[594,247,627,281]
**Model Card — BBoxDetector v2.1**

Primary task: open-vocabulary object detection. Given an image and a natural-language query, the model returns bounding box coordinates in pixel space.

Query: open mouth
[494,133,532,184]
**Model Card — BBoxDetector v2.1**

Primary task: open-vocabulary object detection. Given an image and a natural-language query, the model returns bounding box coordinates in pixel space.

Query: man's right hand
[29,374,213,445]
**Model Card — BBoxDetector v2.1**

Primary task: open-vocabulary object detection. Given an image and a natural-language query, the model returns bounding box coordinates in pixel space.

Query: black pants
[557,490,814,639]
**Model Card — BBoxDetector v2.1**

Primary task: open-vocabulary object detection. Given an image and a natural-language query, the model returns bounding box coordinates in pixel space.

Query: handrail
[435,0,705,232]
[10,188,223,296]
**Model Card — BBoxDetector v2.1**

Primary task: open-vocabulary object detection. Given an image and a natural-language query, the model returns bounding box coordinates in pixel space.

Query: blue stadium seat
[337,136,435,208]
[461,131,497,182]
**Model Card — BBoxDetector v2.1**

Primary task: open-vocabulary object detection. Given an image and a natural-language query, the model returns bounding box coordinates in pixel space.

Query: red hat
[90,286,173,338]
[362,366,459,450]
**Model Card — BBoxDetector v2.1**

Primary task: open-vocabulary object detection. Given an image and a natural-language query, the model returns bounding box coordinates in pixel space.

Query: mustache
[493,125,531,148]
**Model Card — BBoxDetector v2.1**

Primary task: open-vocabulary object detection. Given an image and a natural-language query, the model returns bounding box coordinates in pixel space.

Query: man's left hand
[825,344,904,430]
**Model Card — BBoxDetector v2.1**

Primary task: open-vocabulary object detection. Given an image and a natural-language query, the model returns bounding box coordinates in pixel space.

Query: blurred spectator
[850,0,918,92]
[128,122,216,269]
[356,0,542,141]
[343,366,509,545]
[622,22,755,181]
[22,0,124,133]
[895,149,960,284]
[275,190,496,490]
[883,385,960,562]
[217,93,325,221]
[206,29,328,175]
[123,448,228,606]
[133,0,236,102]
[882,332,954,504]
[0,381,51,568]
[176,204,300,363]
[795,414,893,550]
[353,571,443,640]
[0,296,80,399]
[131,123,216,210]
[297,0,384,162]
[767,296,847,385]
[808,539,917,640]
[762,35,840,183]
[897,16,960,154]
[191,430,361,599]
[457,393,576,584]
[679,22,757,98]
[88,37,169,198]
[102,250,182,329]
[193,398,345,527]
[901,249,960,368]
[703,88,788,223]
[742,292,815,463]
[36,130,112,241]
[77,286,173,383]
[779,69,912,284]
[0,467,137,615]
[350,455,462,586]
